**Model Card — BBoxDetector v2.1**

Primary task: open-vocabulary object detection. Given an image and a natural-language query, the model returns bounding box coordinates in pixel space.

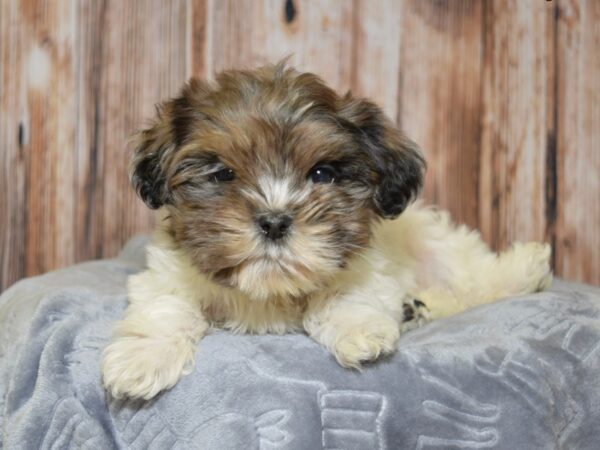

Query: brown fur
[130,62,424,297]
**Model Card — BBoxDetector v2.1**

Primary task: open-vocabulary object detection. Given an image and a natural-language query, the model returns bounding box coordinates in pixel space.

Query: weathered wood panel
[75,0,108,262]
[399,0,483,229]
[479,0,554,250]
[347,0,403,120]
[91,0,187,258]
[0,0,188,291]
[2,1,80,282]
[199,0,355,91]
[1,0,599,291]
[555,0,600,285]
[189,0,208,78]
[1,1,29,288]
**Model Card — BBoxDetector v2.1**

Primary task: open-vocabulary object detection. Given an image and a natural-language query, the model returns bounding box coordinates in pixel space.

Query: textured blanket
[1,236,600,449]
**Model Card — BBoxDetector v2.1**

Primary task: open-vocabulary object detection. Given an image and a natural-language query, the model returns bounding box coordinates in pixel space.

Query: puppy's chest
[202,294,307,333]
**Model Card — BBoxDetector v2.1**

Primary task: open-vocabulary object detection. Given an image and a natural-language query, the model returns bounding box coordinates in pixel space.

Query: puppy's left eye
[309,165,337,184]
[212,168,235,182]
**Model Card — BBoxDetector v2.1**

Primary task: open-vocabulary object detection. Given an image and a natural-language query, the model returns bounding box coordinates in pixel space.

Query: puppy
[102,63,552,400]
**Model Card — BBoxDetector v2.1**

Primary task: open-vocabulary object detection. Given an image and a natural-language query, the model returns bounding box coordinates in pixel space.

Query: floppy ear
[338,96,425,219]
[130,79,206,209]
[129,107,176,209]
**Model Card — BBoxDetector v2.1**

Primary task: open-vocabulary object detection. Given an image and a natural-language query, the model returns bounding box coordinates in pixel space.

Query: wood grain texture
[91,0,187,258]
[198,0,354,91]
[1,1,29,288]
[11,0,79,279]
[348,0,403,120]
[1,0,599,290]
[399,0,483,229]
[555,0,600,285]
[0,0,188,290]
[479,0,555,250]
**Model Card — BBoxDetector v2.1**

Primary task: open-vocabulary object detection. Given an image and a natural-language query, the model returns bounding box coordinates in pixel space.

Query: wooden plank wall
[1,0,598,291]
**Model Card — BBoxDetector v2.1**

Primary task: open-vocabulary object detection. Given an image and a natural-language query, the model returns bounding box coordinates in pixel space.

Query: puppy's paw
[102,336,195,400]
[400,297,431,333]
[332,318,400,369]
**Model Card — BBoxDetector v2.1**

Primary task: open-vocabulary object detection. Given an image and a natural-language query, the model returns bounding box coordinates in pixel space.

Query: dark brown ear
[129,106,176,209]
[338,96,425,219]
[130,79,206,209]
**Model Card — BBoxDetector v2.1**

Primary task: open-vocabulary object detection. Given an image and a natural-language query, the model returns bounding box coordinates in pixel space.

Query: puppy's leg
[412,209,552,319]
[304,302,399,368]
[102,270,207,400]
[303,292,427,368]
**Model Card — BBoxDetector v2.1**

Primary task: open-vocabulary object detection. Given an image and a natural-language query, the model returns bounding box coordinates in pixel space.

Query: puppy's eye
[309,165,337,184]
[212,167,235,183]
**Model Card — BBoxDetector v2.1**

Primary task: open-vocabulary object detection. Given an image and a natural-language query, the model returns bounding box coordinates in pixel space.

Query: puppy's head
[131,63,424,299]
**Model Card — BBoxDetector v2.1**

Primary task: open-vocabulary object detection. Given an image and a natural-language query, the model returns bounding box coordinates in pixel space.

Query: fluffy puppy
[102,63,552,400]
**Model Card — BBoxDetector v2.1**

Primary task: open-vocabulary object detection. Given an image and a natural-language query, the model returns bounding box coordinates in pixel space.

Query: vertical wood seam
[545,0,559,271]
[88,0,107,259]
[475,0,488,234]
[479,0,495,248]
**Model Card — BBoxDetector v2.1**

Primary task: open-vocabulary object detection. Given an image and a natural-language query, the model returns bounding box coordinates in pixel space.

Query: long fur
[102,63,552,400]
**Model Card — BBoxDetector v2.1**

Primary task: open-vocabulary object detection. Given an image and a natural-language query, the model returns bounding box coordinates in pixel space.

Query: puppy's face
[132,64,424,300]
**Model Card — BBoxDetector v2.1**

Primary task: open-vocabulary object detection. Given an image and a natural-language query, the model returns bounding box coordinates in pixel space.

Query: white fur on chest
[129,211,422,335]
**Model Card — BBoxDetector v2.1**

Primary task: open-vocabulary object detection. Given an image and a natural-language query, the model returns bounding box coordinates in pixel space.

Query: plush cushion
[1,236,599,449]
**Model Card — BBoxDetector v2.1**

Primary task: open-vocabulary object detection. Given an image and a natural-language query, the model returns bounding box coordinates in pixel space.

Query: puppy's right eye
[308,164,337,184]
[212,168,235,182]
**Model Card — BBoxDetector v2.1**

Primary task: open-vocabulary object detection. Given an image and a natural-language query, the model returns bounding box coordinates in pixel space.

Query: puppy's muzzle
[257,212,293,241]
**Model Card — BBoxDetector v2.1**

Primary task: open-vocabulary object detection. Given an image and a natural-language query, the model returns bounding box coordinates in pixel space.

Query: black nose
[257,213,293,241]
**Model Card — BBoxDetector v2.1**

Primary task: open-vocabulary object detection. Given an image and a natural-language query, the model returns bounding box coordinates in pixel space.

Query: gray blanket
[1,236,600,449]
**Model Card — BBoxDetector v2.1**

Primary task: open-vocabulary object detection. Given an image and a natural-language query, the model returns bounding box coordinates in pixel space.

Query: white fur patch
[243,175,310,211]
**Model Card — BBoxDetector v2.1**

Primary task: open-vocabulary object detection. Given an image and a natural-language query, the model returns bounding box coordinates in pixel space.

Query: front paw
[331,318,400,369]
[102,336,195,400]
